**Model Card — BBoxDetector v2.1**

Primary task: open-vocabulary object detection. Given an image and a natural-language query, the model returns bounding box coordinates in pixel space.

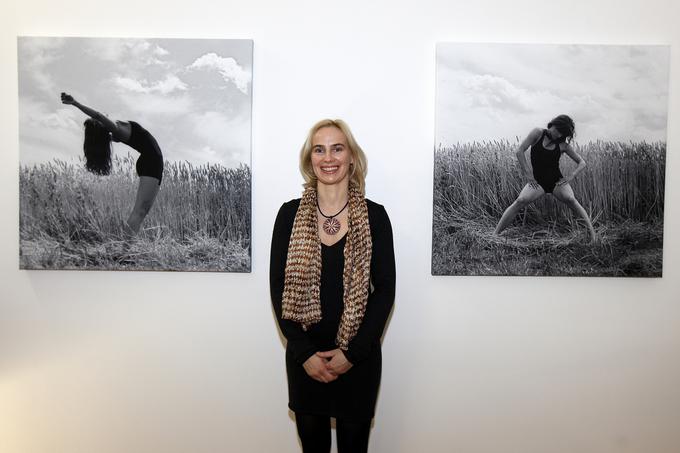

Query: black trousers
[295,413,371,453]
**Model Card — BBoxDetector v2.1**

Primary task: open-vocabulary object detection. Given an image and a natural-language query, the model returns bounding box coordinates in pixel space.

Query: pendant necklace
[317,199,349,235]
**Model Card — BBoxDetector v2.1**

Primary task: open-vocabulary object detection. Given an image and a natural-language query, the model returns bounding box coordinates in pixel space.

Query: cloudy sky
[436,43,669,145]
[18,37,252,167]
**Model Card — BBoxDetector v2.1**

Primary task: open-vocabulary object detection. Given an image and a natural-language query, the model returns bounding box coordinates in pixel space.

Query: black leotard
[120,121,164,184]
[530,130,562,193]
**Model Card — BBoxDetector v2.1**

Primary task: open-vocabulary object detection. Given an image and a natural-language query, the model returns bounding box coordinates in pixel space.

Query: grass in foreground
[20,156,251,272]
[432,139,665,276]
[432,212,663,277]
[20,233,250,272]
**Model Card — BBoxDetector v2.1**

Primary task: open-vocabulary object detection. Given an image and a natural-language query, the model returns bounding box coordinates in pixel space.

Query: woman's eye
[333,147,343,153]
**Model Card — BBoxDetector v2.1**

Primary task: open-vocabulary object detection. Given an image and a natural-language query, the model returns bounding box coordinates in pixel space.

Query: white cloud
[154,45,170,56]
[20,97,81,132]
[17,37,66,95]
[18,37,65,60]
[437,43,669,144]
[19,96,83,164]
[31,72,57,96]
[188,53,250,94]
[199,145,219,160]
[189,110,250,166]
[86,39,170,66]
[114,74,188,95]
[118,92,194,116]
[461,74,534,113]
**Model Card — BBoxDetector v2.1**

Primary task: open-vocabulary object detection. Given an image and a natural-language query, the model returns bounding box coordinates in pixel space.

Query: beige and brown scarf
[281,184,372,350]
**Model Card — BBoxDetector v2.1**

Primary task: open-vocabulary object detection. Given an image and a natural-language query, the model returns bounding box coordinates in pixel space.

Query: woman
[61,92,164,235]
[494,114,597,242]
[270,119,395,453]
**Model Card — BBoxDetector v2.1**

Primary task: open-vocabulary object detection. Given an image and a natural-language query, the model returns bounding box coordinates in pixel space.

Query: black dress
[120,121,164,184]
[270,198,395,421]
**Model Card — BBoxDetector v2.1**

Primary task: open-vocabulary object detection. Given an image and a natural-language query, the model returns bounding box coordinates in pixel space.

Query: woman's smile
[310,126,353,186]
[320,165,340,173]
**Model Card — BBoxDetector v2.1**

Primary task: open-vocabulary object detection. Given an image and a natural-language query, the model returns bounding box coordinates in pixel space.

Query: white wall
[1,1,679,452]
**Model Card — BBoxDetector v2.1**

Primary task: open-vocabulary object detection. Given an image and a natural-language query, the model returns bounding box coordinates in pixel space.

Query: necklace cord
[317,199,349,219]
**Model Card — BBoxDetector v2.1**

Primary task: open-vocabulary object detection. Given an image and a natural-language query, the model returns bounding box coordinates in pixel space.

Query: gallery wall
[1,0,679,452]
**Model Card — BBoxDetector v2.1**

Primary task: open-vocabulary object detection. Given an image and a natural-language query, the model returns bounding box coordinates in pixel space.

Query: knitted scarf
[281,184,372,350]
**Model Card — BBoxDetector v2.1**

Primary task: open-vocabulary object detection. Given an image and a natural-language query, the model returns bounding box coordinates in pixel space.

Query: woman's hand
[555,175,574,187]
[61,92,76,105]
[316,349,353,376]
[303,354,338,383]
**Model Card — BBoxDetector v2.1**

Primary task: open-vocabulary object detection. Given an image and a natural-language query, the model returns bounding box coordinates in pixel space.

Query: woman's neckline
[542,129,562,151]
[321,232,347,248]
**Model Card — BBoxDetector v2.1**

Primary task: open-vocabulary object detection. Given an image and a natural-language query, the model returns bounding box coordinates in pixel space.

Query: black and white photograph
[433,43,669,277]
[19,37,252,272]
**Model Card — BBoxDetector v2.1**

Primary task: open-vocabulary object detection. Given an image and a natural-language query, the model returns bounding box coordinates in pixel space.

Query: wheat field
[20,154,251,271]
[432,140,665,277]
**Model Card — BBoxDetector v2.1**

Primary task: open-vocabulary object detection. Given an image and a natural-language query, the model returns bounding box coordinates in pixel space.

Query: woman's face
[547,126,565,142]
[310,126,353,188]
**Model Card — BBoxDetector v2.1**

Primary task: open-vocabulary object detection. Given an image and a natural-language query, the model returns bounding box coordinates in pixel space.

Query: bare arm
[516,128,543,187]
[557,144,587,185]
[61,92,123,137]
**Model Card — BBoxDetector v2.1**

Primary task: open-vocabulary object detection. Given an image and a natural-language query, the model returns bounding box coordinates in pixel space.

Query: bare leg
[126,176,161,235]
[552,183,597,241]
[495,183,545,235]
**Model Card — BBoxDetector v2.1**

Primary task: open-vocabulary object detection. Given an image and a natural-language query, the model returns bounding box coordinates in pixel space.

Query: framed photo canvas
[19,37,253,272]
[433,43,669,277]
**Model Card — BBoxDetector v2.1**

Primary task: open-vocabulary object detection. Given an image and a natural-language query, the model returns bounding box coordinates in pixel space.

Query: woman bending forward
[494,114,597,242]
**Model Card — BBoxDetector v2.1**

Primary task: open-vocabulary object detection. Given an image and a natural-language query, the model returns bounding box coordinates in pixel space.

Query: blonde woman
[270,119,395,453]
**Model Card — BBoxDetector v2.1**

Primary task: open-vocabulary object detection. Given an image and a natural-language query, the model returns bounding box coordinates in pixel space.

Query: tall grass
[20,154,251,271]
[432,139,665,276]
[434,139,665,225]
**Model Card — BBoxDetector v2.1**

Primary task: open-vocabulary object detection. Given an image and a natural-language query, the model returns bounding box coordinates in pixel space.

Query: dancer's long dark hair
[547,114,575,144]
[83,119,112,175]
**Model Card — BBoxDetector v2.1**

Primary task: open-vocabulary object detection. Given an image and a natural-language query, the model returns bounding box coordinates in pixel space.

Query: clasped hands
[303,349,353,383]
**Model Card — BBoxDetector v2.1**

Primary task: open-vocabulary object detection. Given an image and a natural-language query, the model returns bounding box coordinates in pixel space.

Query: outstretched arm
[61,92,121,136]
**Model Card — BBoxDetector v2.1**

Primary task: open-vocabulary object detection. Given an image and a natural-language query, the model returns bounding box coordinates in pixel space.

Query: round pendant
[323,217,341,235]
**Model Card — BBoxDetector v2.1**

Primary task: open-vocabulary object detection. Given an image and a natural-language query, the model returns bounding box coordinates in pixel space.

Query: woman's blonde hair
[299,119,368,194]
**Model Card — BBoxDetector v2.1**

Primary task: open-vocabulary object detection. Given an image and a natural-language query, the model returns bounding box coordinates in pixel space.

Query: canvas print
[433,43,668,277]
[18,37,252,271]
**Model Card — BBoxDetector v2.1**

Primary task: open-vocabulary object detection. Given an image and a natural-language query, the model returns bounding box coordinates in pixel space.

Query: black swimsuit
[530,130,562,193]
[120,121,164,184]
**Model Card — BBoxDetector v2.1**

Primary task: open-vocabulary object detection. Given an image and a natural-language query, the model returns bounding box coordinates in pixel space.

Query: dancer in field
[61,92,163,235]
[494,114,597,242]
